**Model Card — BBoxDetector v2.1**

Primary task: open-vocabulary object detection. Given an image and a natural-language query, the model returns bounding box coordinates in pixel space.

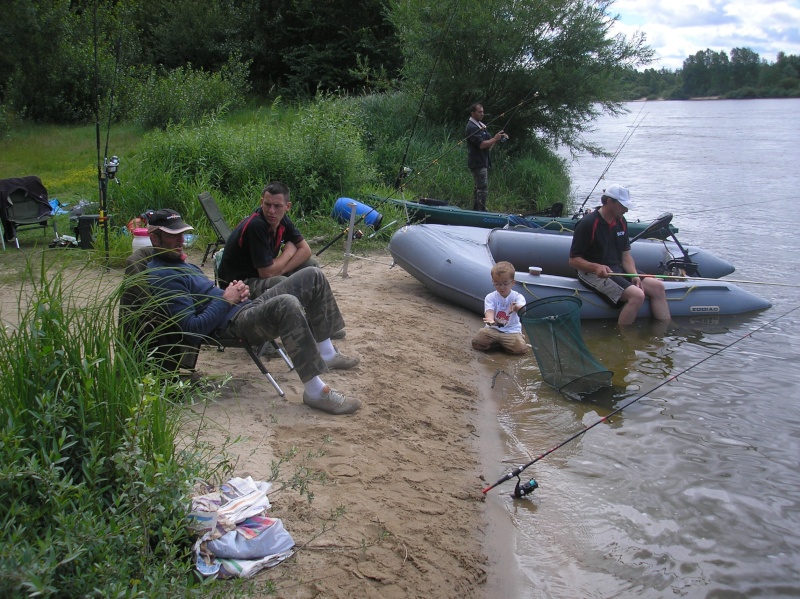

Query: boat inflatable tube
[332,197,383,230]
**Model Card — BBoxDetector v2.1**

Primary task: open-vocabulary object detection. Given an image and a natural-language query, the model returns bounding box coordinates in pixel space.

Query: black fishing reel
[514,476,538,498]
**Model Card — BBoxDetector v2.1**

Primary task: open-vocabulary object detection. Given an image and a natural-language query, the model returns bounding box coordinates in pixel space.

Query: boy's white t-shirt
[484,289,526,334]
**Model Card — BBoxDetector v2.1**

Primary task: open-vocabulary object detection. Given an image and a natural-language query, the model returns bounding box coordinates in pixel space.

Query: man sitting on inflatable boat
[568,184,671,326]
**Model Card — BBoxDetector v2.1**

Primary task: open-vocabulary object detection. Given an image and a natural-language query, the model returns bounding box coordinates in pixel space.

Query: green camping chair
[0,176,59,249]
[198,191,233,266]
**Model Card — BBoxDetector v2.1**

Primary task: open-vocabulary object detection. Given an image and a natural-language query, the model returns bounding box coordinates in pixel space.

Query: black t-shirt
[217,210,304,287]
[465,118,492,170]
[569,209,630,268]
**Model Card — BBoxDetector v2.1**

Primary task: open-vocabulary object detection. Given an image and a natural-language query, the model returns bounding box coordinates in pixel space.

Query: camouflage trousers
[244,257,320,298]
[471,167,488,211]
[222,267,345,382]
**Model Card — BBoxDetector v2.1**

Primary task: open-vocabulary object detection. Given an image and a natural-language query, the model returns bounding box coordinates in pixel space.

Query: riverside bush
[0,103,9,140]
[348,91,571,212]
[129,55,251,130]
[112,95,377,239]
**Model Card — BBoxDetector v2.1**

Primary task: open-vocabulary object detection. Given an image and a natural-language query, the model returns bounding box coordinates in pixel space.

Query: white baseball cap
[603,184,635,210]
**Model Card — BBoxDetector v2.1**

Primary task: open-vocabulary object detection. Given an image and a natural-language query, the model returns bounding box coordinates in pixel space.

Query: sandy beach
[0,244,513,598]
[189,246,513,598]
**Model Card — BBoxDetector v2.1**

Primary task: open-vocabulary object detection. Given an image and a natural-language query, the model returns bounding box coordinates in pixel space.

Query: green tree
[0,0,120,122]
[730,47,760,89]
[125,0,247,72]
[681,49,730,96]
[238,0,403,97]
[708,50,730,95]
[389,0,654,153]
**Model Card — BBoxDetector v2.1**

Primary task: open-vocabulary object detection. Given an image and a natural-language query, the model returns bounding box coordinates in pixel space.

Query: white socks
[317,338,337,361]
[304,376,328,399]
[305,339,337,398]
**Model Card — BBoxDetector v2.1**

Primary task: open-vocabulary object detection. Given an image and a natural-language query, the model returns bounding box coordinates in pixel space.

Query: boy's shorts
[471,327,528,355]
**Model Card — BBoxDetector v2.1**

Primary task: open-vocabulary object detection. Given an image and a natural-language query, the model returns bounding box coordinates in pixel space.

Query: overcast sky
[610,0,800,71]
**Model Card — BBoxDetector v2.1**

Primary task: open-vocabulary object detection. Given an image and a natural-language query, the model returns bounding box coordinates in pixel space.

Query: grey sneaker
[256,341,282,359]
[303,388,361,414]
[325,350,360,370]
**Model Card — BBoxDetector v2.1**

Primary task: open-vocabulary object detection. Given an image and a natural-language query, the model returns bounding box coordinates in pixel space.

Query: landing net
[521,296,613,399]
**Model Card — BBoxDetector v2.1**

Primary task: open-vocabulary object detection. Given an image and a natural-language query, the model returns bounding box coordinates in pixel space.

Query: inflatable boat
[388,224,771,320]
[385,197,678,240]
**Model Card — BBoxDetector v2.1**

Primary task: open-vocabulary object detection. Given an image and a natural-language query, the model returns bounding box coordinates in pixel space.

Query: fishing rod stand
[513,476,539,498]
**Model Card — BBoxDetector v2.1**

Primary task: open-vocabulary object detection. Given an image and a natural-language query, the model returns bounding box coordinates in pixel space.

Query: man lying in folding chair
[145,209,362,415]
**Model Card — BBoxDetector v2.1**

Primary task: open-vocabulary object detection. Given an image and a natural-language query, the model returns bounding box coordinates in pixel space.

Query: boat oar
[611,272,800,288]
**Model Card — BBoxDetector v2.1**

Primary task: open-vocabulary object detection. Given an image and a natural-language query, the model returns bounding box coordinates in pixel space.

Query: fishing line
[498,88,541,133]
[611,272,800,288]
[671,199,774,217]
[572,104,647,218]
[481,304,800,497]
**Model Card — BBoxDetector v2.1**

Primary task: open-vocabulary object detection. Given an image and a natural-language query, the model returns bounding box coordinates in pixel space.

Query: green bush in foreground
[0,259,212,597]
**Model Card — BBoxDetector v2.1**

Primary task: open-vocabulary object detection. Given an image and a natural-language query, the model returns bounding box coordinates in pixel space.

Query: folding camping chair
[198,191,233,266]
[120,247,294,397]
[0,176,59,249]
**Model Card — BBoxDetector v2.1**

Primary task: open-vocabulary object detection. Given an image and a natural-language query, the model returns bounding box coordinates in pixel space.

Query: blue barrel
[332,197,383,230]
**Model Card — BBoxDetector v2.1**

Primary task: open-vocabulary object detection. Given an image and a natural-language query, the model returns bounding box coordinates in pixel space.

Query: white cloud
[610,0,800,70]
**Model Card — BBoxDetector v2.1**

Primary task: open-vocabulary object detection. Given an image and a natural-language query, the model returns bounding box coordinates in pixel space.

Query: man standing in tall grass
[146,209,362,415]
[465,103,508,212]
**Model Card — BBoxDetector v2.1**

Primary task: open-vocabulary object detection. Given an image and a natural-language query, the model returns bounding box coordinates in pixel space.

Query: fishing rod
[572,105,647,218]
[482,304,800,498]
[93,1,123,264]
[611,272,800,288]
[394,0,459,190]
[316,89,545,256]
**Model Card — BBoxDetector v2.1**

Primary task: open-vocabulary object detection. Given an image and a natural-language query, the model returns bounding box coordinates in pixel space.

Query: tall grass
[0,121,146,207]
[106,91,570,251]
[0,257,216,597]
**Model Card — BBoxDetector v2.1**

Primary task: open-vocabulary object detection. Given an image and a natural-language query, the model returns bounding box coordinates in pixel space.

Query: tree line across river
[620,48,800,101]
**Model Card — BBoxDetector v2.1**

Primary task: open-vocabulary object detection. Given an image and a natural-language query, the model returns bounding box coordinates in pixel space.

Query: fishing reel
[342,227,364,239]
[104,155,121,184]
[513,476,538,498]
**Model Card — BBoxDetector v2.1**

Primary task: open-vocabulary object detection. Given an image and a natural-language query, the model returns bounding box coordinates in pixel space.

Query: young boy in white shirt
[471,261,528,354]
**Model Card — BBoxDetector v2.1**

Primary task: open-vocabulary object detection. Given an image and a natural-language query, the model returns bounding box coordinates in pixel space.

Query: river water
[482,99,800,598]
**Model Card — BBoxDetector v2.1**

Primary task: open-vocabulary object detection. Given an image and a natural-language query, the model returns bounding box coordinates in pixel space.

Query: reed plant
[0,256,214,596]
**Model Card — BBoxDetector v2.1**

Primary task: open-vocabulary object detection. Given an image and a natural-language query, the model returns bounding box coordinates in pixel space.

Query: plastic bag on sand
[191,476,295,579]
[208,516,295,560]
